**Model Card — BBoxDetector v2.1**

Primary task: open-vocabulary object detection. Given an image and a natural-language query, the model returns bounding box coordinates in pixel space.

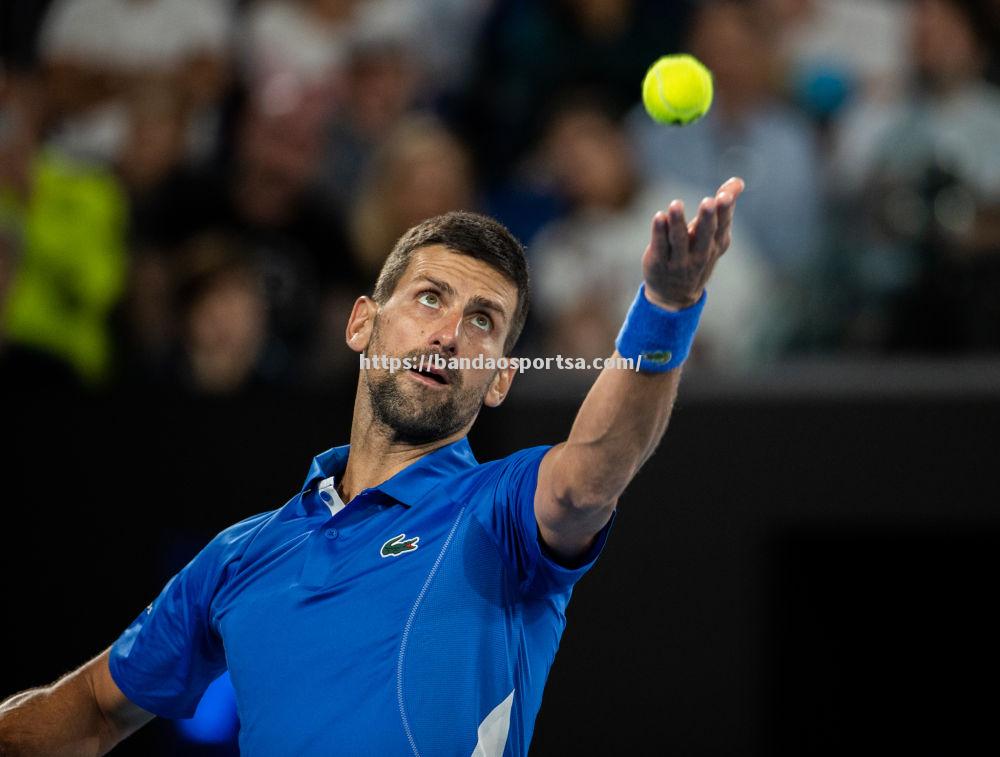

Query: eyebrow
[416,275,509,325]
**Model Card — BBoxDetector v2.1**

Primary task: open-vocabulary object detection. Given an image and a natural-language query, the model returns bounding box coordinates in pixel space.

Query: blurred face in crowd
[186,268,268,394]
[689,1,773,113]
[385,132,474,233]
[346,245,517,444]
[120,86,187,191]
[349,46,420,138]
[545,107,635,210]
[235,104,327,224]
[913,0,985,91]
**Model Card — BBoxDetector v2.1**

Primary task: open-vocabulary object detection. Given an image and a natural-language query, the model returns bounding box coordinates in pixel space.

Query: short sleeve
[108,512,270,719]
[479,445,616,597]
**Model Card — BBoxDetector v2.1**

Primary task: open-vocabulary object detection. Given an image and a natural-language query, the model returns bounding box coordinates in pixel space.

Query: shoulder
[456,446,553,505]
[199,510,279,570]
[469,445,551,473]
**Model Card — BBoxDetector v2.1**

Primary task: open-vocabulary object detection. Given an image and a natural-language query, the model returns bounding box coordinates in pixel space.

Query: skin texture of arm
[0,648,154,757]
[535,178,746,559]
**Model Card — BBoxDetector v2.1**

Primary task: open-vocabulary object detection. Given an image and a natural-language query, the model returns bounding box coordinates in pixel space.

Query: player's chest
[213,498,465,643]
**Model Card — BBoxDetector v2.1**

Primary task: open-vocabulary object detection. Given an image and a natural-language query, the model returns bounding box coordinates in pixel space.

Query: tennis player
[0,177,744,756]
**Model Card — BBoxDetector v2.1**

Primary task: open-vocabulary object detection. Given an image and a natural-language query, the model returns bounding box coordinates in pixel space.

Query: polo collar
[299,436,478,507]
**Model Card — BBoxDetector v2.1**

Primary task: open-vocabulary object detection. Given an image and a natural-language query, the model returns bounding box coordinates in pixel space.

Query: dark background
[4,0,1000,753]
[4,364,998,756]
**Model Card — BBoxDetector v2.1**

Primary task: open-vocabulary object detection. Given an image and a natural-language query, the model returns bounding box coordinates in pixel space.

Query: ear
[484,364,517,408]
[345,296,378,353]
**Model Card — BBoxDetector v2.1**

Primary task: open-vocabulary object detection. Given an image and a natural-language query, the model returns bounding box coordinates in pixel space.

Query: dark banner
[3,388,998,755]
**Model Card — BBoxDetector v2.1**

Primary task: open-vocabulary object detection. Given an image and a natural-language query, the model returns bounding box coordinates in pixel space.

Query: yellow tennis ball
[642,54,714,126]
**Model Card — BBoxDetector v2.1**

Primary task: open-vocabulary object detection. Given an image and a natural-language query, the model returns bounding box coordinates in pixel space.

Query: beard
[364,319,489,445]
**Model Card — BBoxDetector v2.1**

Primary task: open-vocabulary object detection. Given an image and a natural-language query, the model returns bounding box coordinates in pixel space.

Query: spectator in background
[0,65,43,201]
[627,0,823,292]
[0,0,235,390]
[531,99,779,371]
[0,197,81,392]
[829,0,1000,351]
[396,0,499,93]
[319,5,427,209]
[129,92,359,385]
[168,233,276,396]
[349,115,476,280]
[238,0,358,119]
[37,0,232,170]
[0,150,130,385]
[763,0,913,124]
[240,0,357,82]
[310,115,476,381]
[118,237,176,385]
[461,0,691,183]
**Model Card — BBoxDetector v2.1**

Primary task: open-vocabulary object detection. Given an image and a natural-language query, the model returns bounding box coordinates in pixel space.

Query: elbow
[561,457,635,514]
[549,474,622,518]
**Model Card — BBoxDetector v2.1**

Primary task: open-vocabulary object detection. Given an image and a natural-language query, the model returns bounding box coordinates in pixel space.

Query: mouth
[408,363,450,387]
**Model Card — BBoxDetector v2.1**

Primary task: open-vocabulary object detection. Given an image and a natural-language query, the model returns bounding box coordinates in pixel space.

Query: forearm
[0,668,117,757]
[535,179,744,556]
[542,184,739,512]
[546,351,682,510]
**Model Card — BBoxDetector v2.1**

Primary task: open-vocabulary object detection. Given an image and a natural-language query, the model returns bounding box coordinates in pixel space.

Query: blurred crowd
[2,0,999,397]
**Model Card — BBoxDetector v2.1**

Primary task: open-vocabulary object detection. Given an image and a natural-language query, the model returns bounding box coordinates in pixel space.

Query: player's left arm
[534,177,745,560]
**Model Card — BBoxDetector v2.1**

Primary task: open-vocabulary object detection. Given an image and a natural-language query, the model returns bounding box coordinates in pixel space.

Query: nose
[427,310,462,356]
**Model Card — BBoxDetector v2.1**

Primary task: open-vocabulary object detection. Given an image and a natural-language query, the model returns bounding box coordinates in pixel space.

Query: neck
[337,377,468,502]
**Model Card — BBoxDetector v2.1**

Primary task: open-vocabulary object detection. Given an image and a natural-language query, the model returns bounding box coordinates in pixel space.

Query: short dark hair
[372,211,530,354]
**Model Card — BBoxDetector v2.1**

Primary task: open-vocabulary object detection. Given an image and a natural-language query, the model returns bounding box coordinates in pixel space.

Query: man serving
[0,177,744,756]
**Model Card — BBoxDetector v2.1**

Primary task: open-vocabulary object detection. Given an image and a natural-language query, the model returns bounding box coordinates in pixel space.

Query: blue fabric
[615,283,706,372]
[108,438,615,756]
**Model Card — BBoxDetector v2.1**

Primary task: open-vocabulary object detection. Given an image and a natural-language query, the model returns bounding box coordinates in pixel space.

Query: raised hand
[641,177,745,310]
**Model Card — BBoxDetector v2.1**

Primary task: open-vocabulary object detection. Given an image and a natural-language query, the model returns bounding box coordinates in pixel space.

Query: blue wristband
[614,284,706,372]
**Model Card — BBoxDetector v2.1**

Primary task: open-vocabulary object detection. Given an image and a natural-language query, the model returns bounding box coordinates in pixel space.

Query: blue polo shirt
[109,438,615,756]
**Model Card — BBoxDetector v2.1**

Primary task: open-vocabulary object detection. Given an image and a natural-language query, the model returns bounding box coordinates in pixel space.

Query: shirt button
[325,528,339,540]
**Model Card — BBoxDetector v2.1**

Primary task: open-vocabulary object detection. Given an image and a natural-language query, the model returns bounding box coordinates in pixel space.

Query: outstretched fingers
[650,211,669,260]
[690,197,718,256]
[717,176,746,200]
[714,177,745,252]
[667,200,688,260]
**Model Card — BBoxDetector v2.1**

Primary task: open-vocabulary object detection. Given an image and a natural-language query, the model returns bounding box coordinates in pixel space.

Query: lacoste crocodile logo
[381,533,420,558]
[641,350,673,365]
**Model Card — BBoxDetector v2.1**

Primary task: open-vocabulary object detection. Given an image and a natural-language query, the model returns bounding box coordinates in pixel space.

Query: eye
[418,292,440,308]
[471,313,492,332]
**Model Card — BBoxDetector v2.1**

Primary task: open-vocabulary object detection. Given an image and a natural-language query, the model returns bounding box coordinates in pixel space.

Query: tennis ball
[642,54,714,126]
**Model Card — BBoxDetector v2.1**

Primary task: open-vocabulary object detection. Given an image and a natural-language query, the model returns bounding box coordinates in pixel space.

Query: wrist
[643,286,703,313]
[615,284,707,373]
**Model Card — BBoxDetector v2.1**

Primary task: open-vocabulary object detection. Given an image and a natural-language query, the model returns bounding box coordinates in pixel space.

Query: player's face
[354,245,519,444]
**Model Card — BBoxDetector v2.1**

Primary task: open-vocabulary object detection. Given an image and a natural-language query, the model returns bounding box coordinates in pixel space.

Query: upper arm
[534,443,617,561]
[85,649,155,745]
[105,513,270,719]
[482,446,614,596]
